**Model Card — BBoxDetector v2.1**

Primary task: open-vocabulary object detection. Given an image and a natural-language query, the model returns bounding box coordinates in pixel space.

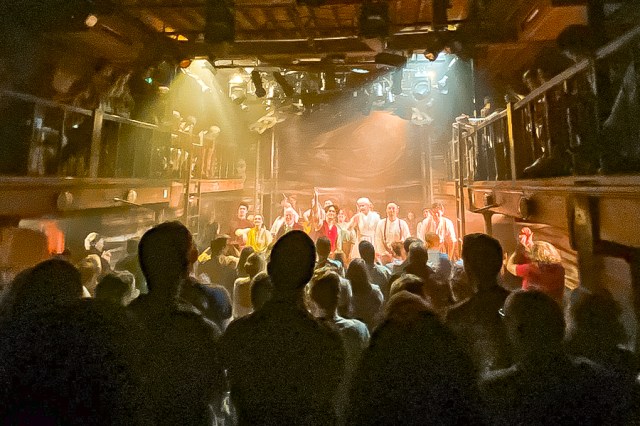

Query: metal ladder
[184,134,204,238]
[452,123,466,244]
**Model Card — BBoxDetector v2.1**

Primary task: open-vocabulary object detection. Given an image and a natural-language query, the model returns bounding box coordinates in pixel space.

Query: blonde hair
[531,241,561,264]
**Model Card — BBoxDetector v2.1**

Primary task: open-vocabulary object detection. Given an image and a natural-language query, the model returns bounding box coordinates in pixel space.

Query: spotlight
[179,58,192,68]
[205,0,234,43]
[273,72,295,97]
[251,71,266,98]
[359,1,389,39]
[84,14,98,28]
[230,87,246,104]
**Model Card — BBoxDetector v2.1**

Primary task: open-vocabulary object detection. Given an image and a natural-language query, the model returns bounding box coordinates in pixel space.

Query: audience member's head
[462,233,503,288]
[237,246,255,277]
[346,258,371,294]
[389,274,427,300]
[502,290,565,361]
[0,259,82,320]
[384,290,433,323]
[244,253,265,279]
[267,231,315,295]
[250,272,273,310]
[310,268,341,316]
[139,221,196,295]
[407,242,429,265]
[96,271,138,306]
[316,236,332,259]
[77,254,102,296]
[424,232,441,250]
[390,241,403,259]
[403,236,420,255]
[358,240,376,265]
[210,235,230,257]
[565,287,627,353]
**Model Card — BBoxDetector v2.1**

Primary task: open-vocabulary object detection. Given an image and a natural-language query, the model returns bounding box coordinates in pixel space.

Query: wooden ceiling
[23,0,587,77]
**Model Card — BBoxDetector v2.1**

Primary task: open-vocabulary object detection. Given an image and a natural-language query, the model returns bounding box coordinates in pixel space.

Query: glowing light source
[351,68,370,74]
[84,14,98,28]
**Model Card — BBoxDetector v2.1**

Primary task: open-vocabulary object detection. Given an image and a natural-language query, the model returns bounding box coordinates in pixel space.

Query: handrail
[102,112,160,130]
[0,89,93,116]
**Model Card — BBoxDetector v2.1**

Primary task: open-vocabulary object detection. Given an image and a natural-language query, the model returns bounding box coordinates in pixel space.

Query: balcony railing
[450,24,640,184]
[0,90,239,180]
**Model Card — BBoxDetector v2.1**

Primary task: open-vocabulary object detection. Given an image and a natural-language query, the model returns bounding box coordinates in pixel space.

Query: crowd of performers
[207,193,457,268]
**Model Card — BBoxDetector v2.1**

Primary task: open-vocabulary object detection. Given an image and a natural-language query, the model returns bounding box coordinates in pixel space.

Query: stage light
[412,80,431,101]
[230,87,246,104]
[352,68,369,74]
[273,72,295,97]
[179,59,192,68]
[84,14,98,28]
[251,71,266,98]
[205,0,234,43]
[359,1,389,39]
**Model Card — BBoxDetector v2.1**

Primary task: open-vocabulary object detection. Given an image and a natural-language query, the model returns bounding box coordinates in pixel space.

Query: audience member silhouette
[389,273,428,300]
[404,242,450,312]
[565,287,639,381]
[96,270,139,306]
[235,246,255,278]
[316,237,353,317]
[481,290,627,425]
[115,237,147,294]
[0,299,150,425]
[129,221,225,426]
[232,252,265,318]
[0,258,83,322]
[310,268,370,425]
[358,240,391,298]
[447,233,512,373]
[249,271,272,311]
[222,230,345,425]
[179,276,233,331]
[346,258,384,331]
[349,291,482,425]
[200,235,238,296]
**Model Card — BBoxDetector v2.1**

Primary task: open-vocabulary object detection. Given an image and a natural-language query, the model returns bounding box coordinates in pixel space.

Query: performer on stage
[374,202,410,264]
[311,204,340,254]
[419,202,457,260]
[348,197,381,259]
[236,214,273,254]
[274,207,303,240]
[228,203,253,253]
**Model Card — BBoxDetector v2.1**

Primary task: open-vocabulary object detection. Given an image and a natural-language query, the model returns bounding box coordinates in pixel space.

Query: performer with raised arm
[348,197,381,259]
[374,202,411,264]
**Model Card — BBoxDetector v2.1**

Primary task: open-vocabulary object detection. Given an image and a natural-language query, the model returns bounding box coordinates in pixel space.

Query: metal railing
[450,24,640,184]
[0,90,239,180]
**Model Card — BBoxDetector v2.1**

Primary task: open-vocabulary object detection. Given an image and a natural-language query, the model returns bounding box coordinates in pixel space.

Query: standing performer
[374,202,411,264]
[348,197,381,259]
[420,202,457,260]
[311,204,340,254]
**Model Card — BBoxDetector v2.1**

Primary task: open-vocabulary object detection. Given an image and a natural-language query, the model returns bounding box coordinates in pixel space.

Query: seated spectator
[0,300,149,425]
[232,252,265,318]
[565,287,639,381]
[447,233,512,373]
[129,221,225,426]
[384,241,404,271]
[346,258,384,331]
[222,231,345,425]
[0,258,83,322]
[249,272,272,311]
[507,240,565,304]
[481,290,628,425]
[309,268,369,425]
[349,291,482,425]
[358,240,391,299]
[95,270,139,306]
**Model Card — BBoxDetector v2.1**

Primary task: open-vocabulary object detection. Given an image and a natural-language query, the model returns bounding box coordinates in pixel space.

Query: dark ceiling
[9,0,588,79]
